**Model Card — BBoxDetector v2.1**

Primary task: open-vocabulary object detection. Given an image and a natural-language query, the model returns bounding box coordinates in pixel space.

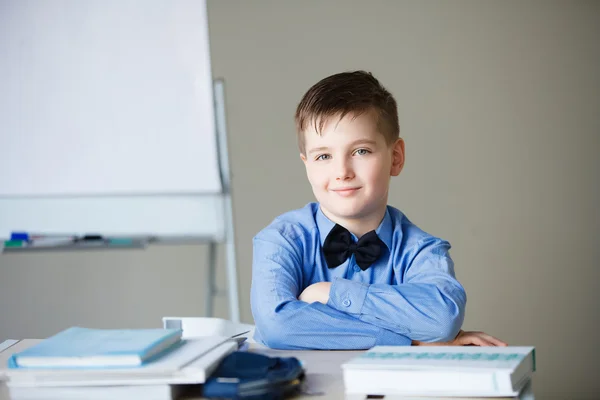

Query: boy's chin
[321,202,373,220]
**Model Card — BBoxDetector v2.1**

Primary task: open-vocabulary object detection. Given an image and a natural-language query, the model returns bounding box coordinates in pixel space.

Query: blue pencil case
[201,351,305,400]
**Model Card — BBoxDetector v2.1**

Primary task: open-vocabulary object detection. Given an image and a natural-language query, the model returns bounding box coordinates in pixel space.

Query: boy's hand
[298,282,332,304]
[412,330,508,346]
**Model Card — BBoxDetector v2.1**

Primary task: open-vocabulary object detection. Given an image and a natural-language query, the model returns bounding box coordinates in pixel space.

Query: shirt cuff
[327,277,369,315]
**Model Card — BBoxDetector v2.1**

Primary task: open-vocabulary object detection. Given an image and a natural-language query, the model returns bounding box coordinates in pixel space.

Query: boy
[251,71,505,350]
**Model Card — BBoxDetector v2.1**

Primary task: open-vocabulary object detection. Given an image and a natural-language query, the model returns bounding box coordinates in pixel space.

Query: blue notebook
[8,327,182,369]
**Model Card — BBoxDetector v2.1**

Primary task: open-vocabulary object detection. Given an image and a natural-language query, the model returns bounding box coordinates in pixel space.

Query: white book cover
[1,337,236,387]
[344,379,534,400]
[342,346,535,397]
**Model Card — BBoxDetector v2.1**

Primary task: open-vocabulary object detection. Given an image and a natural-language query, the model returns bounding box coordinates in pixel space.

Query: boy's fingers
[453,331,508,346]
[474,338,494,346]
[460,335,488,346]
[475,338,496,346]
[478,332,508,346]
[462,333,506,347]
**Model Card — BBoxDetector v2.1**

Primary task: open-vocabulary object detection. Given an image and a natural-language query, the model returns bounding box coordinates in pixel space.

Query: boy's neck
[322,205,387,238]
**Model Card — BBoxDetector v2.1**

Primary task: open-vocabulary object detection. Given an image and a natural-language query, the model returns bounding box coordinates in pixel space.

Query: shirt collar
[316,205,393,251]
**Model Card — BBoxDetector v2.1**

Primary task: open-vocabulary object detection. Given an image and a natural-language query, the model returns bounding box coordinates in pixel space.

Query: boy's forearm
[327,277,466,342]
[252,300,411,350]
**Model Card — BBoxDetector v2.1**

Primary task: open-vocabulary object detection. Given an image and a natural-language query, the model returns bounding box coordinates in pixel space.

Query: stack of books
[342,346,536,400]
[0,326,238,400]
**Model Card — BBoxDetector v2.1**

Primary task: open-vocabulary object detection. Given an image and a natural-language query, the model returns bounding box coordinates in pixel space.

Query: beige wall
[1,1,598,399]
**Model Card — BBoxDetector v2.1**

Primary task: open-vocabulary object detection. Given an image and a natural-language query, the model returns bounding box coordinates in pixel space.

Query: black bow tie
[322,224,385,270]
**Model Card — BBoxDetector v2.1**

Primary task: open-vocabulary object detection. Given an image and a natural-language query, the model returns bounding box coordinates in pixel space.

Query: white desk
[0,381,8,400]
[0,340,351,400]
[0,341,534,400]
[248,346,356,400]
[235,346,535,400]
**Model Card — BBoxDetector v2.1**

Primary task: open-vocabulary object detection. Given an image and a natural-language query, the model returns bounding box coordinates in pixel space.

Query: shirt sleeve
[251,231,412,350]
[327,237,467,342]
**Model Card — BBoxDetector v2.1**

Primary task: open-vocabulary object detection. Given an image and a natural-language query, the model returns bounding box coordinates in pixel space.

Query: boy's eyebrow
[307,139,378,155]
[350,139,378,146]
[308,146,330,155]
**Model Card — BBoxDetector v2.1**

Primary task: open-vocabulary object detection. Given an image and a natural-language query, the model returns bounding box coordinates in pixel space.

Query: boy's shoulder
[387,205,450,249]
[254,202,319,243]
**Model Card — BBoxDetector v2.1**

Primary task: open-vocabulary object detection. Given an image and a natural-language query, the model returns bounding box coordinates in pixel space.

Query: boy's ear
[390,138,405,176]
[300,153,307,165]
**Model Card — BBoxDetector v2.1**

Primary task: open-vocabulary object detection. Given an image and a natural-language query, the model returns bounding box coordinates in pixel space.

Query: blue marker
[10,232,29,241]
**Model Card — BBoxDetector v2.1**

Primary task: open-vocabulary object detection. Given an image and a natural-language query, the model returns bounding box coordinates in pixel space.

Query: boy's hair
[295,70,400,155]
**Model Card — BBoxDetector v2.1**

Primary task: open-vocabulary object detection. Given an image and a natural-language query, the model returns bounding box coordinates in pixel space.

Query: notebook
[2,338,236,387]
[8,327,182,368]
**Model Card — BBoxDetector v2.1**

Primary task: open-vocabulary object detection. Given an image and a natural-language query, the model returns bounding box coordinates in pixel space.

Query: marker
[108,238,135,246]
[10,232,29,241]
[10,232,76,241]
[3,240,27,248]
[77,235,105,242]
[29,238,75,247]
[73,236,142,248]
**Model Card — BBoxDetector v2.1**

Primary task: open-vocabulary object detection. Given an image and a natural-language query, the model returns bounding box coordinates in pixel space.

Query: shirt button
[342,299,351,307]
[353,265,361,272]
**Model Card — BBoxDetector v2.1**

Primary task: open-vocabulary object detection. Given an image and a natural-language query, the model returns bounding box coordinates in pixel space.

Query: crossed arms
[250,231,470,350]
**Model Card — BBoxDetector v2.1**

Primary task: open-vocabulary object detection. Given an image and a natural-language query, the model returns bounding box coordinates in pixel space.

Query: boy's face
[300,112,404,224]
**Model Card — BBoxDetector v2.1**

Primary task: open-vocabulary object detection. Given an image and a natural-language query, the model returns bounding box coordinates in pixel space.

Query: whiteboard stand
[209,78,240,323]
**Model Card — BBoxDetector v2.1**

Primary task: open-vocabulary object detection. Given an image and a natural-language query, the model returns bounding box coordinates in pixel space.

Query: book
[8,327,182,368]
[344,379,534,400]
[1,337,236,387]
[342,346,535,397]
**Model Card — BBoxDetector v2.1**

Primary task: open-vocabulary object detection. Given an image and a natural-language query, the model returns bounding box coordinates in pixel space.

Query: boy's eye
[315,154,331,161]
[354,148,371,156]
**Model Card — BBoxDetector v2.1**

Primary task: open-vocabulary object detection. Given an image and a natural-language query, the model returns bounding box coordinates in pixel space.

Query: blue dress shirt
[250,203,466,350]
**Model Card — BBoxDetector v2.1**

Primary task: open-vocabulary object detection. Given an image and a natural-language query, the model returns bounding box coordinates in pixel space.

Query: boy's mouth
[332,187,361,197]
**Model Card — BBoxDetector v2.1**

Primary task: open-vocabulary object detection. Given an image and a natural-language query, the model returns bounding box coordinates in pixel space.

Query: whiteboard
[0,0,221,196]
[0,0,230,239]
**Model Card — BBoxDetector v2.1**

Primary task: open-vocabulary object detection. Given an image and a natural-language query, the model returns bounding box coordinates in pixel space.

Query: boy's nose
[335,158,354,181]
